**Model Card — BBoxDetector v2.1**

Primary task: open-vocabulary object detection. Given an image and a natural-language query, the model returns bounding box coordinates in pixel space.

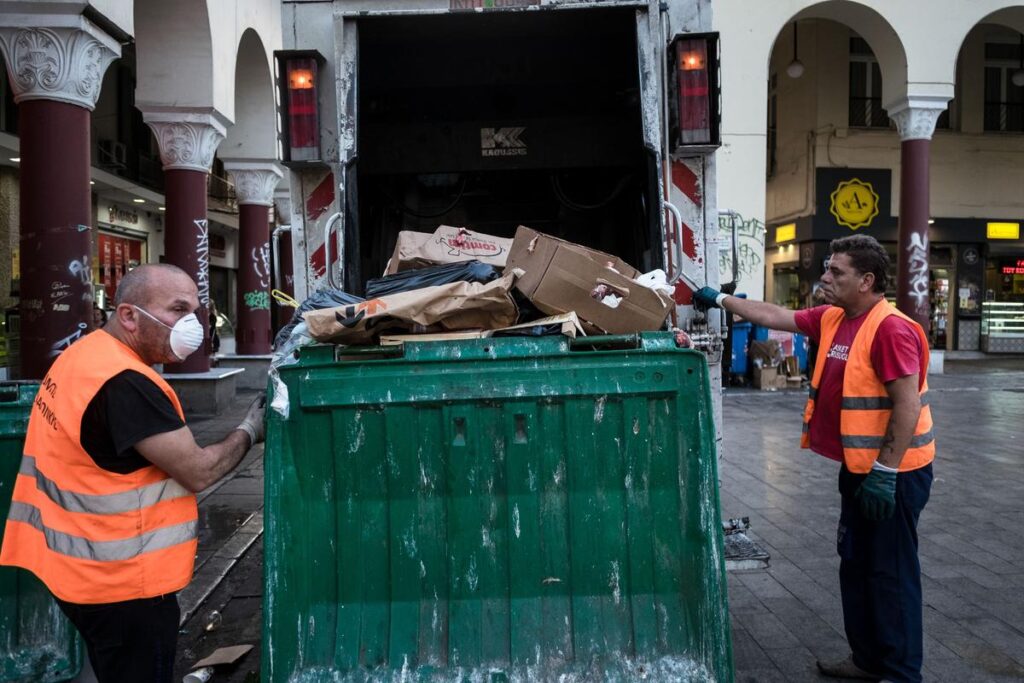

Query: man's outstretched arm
[693,287,802,333]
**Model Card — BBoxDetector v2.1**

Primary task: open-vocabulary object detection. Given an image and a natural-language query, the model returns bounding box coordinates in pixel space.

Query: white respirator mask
[134,306,205,361]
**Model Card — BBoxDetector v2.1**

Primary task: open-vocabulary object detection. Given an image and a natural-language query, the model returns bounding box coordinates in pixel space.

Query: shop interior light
[159,207,165,212]
[133,198,145,204]
[9,157,19,162]
[775,223,797,243]
[988,222,1020,240]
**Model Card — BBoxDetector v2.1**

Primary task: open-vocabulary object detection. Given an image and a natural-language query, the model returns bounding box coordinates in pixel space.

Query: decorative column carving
[889,101,946,142]
[887,95,950,333]
[0,16,119,378]
[227,163,284,207]
[143,110,229,372]
[224,161,283,355]
[0,21,119,110]
[144,113,227,173]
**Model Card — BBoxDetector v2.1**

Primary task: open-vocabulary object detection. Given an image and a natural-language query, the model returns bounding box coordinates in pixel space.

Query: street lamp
[787,22,805,79]
[1012,35,1024,88]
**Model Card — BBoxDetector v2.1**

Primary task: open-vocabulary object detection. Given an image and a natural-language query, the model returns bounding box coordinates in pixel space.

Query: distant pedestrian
[209,300,221,354]
[0,264,265,683]
[695,234,934,683]
[92,305,108,329]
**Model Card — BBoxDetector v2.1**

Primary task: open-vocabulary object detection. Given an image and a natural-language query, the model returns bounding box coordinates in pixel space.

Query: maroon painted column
[890,98,947,335]
[144,114,226,373]
[0,24,118,378]
[225,162,283,355]
[897,139,931,332]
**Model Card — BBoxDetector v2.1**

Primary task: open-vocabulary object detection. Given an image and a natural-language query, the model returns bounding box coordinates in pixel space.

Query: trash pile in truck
[296,224,676,347]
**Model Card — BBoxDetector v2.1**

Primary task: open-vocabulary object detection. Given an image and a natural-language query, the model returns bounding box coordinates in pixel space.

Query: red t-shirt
[794,305,925,462]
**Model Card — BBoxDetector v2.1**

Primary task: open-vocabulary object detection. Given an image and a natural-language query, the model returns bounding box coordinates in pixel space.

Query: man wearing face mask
[0,263,265,683]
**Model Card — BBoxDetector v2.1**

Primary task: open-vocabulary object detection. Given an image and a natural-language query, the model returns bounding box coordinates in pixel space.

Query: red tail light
[669,33,720,152]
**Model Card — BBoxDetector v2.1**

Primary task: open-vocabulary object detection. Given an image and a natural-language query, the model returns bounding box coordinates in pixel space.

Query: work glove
[855,467,897,521]
[236,393,267,446]
[693,286,727,310]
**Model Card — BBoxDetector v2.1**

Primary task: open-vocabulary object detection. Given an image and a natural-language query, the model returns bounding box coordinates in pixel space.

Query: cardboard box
[505,226,672,334]
[386,226,513,274]
[753,365,787,390]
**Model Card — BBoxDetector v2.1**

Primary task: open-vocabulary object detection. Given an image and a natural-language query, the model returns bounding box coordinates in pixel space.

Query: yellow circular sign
[830,178,879,231]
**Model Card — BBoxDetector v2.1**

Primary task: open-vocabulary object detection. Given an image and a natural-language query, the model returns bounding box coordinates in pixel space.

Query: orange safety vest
[0,330,198,604]
[801,299,935,474]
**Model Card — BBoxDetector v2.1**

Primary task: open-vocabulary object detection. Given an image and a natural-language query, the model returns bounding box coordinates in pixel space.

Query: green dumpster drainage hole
[453,417,467,446]
[514,414,528,444]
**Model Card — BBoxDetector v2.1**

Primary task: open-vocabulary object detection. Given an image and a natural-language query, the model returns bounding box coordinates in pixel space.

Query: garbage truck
[269,0,736,680]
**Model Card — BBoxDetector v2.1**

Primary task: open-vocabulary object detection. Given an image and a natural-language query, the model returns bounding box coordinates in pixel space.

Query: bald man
[0,264,264,683]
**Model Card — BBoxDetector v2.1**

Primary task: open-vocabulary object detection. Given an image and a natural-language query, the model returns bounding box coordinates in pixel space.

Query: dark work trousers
[55,593,179,683]
[837,463,933,683]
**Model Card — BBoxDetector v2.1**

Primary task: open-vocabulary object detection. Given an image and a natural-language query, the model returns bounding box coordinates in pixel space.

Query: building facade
[715,0,1024,354]
[0,0,285,378]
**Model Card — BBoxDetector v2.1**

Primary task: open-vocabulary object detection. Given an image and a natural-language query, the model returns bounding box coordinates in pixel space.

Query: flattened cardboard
[505,227,670,334]
[304,271,520,344]
[192,644,253,668]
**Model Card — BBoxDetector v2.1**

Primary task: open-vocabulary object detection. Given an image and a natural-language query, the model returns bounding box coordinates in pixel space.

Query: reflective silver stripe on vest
[19,456,191,516]
[7,501,196,562]
[840,430,935,450]
[841,392,930,410]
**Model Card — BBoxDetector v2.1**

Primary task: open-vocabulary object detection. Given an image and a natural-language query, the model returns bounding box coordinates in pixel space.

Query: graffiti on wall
[194,219,211,307]
[253,242,271,289]
[906,232,929,317]
[718,212,766,295]
[49,322,88,359]
[244,290,270,311]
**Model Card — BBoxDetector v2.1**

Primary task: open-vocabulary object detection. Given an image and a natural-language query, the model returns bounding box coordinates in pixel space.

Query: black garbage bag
[273,288,365,351]
[364,260,501,299]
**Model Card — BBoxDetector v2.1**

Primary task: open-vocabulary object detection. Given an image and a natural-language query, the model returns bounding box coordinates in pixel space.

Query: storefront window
[773,266,800,309]
[97,232,146,304]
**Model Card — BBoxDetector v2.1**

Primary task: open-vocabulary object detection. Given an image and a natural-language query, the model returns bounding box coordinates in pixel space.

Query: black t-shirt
[79,370,186,474]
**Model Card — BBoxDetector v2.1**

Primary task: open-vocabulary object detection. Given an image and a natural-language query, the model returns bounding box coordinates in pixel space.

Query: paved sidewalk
[165,366,1024,682]
[721,368,1024,682]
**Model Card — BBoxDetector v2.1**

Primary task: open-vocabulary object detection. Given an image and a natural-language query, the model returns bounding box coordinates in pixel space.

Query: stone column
[889,97,948,334]
[143,111,226,373]
[224,161,282,355]
[0,19,118,378]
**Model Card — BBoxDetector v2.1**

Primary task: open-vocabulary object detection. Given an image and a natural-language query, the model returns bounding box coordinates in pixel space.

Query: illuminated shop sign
[1002,259,1024,275]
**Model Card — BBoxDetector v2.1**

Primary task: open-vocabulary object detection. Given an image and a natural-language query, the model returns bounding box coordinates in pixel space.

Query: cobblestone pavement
[721,367,1024,683]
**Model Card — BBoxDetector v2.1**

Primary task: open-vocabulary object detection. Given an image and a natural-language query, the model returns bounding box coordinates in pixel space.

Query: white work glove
[236,394,266,446]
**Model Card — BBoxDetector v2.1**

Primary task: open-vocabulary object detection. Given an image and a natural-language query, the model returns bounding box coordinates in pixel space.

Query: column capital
[223,160,284,207]
[273,188,292,222]
[142,110,228,173]
[886,95,950,142]
[0,15,120,111]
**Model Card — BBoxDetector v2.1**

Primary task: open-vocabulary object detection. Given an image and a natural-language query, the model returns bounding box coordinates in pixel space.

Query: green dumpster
[265,333,733,682]
[0,382,83,683]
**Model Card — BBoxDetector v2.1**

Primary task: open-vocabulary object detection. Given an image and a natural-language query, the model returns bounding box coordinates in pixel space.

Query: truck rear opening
[355,8,662,292]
